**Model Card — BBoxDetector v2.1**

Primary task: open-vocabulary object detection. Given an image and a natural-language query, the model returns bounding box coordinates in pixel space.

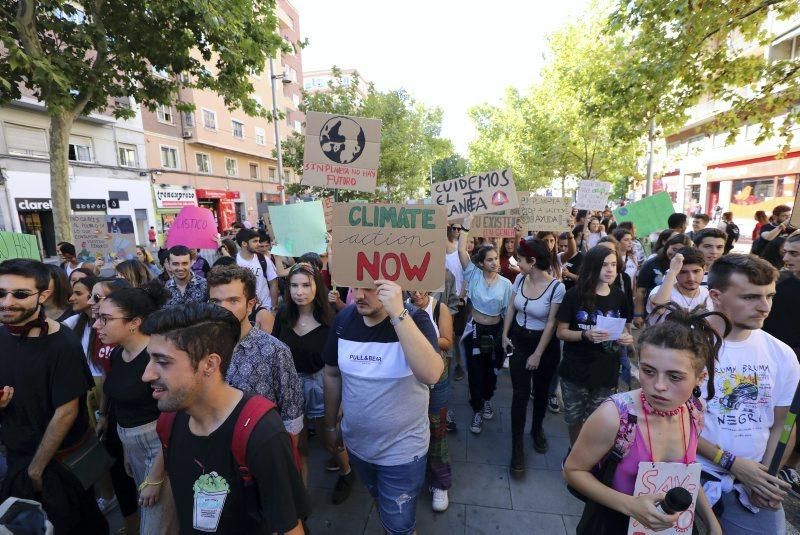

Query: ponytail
[639,303,731,400]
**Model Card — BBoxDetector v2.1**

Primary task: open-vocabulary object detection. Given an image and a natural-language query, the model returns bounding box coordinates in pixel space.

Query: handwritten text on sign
[331,204,446,292]
[0,231,40,261]
[575,180,612,211]
[165,206,218,249]
[628,462,701,535]
[518,195,572,233]
[471,215,518,238]
[303,111,382,193]
[433,169,519,221]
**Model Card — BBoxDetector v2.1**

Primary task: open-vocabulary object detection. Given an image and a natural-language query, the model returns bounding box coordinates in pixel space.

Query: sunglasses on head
[0,290,40,299]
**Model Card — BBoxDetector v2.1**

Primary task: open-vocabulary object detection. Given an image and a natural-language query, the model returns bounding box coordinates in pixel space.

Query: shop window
[195,153,211,174]
[777,175,797,198]
[160,146,179,169]
[232,120,245,139]
[225,157,238,176]
[249,163,260,179]
[732,178,774,205]
[118,144,138,167]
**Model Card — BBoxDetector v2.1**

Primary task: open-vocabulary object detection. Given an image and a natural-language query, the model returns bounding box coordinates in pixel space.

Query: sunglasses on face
[89,294,106,303]
[449,226,463,231]
[0,290,40,299]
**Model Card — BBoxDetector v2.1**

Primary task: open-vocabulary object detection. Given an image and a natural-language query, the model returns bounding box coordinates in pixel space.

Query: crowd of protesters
[0,200,798,534]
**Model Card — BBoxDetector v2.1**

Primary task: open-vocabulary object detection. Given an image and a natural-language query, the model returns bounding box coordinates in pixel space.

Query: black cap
[235,228,259,245]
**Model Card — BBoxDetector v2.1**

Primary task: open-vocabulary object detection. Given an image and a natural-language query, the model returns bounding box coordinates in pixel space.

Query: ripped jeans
[348,452,427,535]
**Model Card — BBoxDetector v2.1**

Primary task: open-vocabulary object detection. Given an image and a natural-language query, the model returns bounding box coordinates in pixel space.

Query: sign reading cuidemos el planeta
[331,203,446,292]
[432,169,519,221]
[303,111,382,193]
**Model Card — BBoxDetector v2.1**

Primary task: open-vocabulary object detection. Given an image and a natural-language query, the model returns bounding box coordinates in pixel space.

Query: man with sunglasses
[0,259,107,532]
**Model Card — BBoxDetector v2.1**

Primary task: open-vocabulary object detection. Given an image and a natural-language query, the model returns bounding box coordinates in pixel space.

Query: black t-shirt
[557,286,632,388]
[104,346,160,428]
[637,256,669,295]
[272,310,329,374]
[165,394,309,534]
[763,275,800,352]
[563,252,583,291]
[0,326,92,458]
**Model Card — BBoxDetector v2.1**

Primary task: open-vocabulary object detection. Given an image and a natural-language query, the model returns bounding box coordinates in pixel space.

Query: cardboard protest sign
[613,192,675,237]
[269,201,328,257]
[518,194,572,233]
[0,231,40,261]
[165,206,218,249]
[471,215,518,238]
[790,185,800,228]
[628,462,701,535]
[332,204,446,291]
[303,111,381,193]
[575,180,612,211]
[432,169,519,221]
[71,215,136,263]
[322,196,334,232]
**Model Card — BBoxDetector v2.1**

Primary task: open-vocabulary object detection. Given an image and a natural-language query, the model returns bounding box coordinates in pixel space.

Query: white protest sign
[575,180,612,211]
[432,169,519,221]
[303,111,382,193]
[518,194,572,232]
[627,462,701,535]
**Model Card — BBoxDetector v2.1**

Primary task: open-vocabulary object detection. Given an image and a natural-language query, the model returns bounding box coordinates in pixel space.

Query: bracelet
[711,447,724,465]
[580,330,590,342]
[138,479,164,492]
[718,450,736,471]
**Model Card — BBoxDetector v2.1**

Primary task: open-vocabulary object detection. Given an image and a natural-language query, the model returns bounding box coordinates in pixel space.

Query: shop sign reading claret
[16,198,52,211]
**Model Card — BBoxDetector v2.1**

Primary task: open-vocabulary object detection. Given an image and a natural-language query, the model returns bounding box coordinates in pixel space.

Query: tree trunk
[49,112,74,243]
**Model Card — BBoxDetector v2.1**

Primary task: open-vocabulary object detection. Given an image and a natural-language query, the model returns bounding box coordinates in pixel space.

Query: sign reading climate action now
[432,169,519,221]
[303,111,382,193]
[332,204,446,292]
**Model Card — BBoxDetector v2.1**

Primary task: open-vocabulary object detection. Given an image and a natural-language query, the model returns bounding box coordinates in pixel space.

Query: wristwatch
[390,308,409,326]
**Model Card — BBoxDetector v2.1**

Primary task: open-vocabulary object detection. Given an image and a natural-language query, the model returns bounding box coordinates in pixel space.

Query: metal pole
[645,117,655,197]
[269,57,286,205]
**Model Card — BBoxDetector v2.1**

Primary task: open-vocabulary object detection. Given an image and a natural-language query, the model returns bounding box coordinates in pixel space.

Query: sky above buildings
[293,0,592,156]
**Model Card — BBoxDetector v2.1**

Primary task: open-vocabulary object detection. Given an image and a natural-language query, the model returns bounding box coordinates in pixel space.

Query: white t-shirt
[700,330,800,463]
[63,314,103,377]
[646,284,712,324]
[236,253,277,309]
[445,250,464,296]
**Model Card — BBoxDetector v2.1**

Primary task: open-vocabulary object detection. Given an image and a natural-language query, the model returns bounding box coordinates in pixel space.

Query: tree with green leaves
[468,14,643,198]
[431,153,470,182]
[282,67,453,202]
[1,0,285,241]
[595,0,800,150]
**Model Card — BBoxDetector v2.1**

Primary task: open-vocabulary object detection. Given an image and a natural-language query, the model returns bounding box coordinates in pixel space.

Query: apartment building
[654,13,800,241]
[303,68,372,99]
[0,93,155,258]
[142,0,305,235]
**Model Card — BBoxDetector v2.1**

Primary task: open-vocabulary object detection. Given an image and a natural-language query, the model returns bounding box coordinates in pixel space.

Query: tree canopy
[1,0,287,240]
[282,67,453,202]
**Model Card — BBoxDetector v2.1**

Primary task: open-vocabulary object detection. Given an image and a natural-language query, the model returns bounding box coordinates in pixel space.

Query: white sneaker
[482,400,494,420]
[432,488,449,512]
[470,412,483,434]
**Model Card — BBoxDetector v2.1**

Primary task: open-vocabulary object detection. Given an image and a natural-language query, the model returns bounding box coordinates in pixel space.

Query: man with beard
[142,303,308,534]
[206,266,304,436]
[235,229,279,311]
[164,245,208,306]
[322,280,442,535]
[0,259,107,532]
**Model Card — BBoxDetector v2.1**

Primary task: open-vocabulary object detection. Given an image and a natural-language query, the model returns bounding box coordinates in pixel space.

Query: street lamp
[269,57,291,205]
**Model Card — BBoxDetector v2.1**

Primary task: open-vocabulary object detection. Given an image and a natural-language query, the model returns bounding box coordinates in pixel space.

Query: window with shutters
[4,124,48,158]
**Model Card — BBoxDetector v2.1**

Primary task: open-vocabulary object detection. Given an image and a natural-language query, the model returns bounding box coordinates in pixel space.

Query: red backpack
[156,395,302,489]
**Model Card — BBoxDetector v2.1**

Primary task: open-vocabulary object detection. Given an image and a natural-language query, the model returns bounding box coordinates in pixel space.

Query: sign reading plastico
[432,169,519,221]
[303,111,382,193]
[575,180,612,211]
[518,194,572,233]
[332,203,446,292]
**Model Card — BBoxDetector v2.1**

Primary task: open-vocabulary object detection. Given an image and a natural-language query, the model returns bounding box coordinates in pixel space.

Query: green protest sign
[0,231,41,261]
[269,201,328,257]
[612,192,675,237]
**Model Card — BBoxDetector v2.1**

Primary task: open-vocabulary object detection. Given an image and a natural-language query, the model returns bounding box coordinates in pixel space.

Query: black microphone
[655,487,692,515]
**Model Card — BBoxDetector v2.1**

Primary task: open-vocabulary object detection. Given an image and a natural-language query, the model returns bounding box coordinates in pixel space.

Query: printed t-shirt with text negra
[323,304,439,465]
[103,346,160,428]
[0,326,92,458]
[699,330,800,465]
[556,286,631,389]
[164,394,309,534]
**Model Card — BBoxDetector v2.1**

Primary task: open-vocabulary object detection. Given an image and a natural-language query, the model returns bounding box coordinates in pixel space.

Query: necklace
[641,391,689,464]
[676,287,701,310]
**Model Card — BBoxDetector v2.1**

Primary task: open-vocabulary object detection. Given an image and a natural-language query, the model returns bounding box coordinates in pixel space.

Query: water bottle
[654,487,692,515]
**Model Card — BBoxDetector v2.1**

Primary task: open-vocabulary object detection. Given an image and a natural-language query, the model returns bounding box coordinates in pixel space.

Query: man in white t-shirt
[646,247,712,324]
[235,228,278,311]
[697,254,799,534]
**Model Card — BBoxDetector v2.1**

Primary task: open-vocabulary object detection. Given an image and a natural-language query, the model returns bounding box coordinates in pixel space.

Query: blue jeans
[718,489,785,534]
[348,452,427,535]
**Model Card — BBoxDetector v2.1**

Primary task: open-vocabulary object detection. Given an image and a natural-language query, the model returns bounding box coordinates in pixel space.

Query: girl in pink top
[564,305,724,534]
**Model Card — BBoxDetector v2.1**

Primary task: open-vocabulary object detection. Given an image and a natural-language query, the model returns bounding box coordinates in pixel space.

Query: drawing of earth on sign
[319,116,366,164]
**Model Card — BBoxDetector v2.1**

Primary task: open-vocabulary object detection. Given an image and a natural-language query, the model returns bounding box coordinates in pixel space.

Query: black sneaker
[332,471,355,504]
[779,466,800,498]
[547,395,560,413]
[454,366,465,381]
[532,429,549,454]
[445,410,457,433]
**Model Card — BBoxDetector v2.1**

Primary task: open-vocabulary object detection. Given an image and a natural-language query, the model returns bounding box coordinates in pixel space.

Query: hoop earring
[692,386,702,398]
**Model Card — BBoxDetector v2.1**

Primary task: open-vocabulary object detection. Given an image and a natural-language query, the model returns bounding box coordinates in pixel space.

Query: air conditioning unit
[182,130,193,138]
